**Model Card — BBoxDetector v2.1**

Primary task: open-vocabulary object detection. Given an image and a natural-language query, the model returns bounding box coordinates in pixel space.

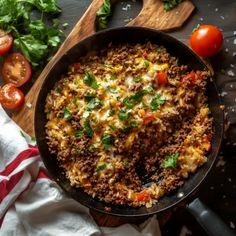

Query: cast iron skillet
[35,27,224,217]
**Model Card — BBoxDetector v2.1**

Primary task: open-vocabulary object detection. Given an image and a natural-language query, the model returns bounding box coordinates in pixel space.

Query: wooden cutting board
[12,0,194,136]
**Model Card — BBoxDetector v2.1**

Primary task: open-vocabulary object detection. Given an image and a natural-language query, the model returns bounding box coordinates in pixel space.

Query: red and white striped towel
[0,106,161,236]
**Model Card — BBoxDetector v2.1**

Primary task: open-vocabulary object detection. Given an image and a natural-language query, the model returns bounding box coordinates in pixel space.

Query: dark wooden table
[4,0,235,235]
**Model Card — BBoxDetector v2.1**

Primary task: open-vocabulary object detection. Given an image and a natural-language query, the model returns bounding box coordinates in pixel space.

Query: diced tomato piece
[135,191,150,202]
[156,71,168,86]
[182,71,196,83]
[143,113,155,125]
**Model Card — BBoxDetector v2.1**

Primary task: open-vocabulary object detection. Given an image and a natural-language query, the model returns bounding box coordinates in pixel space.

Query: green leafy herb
[89,144,97,152]
[150,94,166,111]
[110,74,117,80]
[133,76,143,83]
[84,92,95,102]
[118,109,129,121]
[74,130,84,138]
[20,131,26,138]
[96,0,111,30]
[109,108,115,116]
[63,108,72,120]
[109,125,118,131]
[83,118,93,138]
[62,22,69,28]
[129,121,139,128]
[143,60,150,68]
[123,90,147,109]
[74,80,80,88]
[96,163,107,172]
[164,153,179,168]
[163,0,182,11]
[101,133,113,150]
[73,97,78,107]
[52,18,60,27]
[83,72,99,89]
[103,63,114,69]
[0,0,62,68]
[142,102,149,109]
[87,98,102,110]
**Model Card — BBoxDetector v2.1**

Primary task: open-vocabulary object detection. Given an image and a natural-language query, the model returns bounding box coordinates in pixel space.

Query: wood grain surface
[12,0,194,136]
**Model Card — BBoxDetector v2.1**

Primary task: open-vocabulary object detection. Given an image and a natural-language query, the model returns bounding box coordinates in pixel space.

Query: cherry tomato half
[156,71,168,86]
[0,83,25,109]
[190,25,223,58]
[2,53,32,87]
[0,30,13,55]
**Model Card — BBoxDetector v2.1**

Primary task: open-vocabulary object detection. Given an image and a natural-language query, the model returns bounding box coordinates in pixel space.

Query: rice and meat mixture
[45,42,213,208]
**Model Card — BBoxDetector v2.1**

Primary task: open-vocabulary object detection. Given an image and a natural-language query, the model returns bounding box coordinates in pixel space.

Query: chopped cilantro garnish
[110,74,117,80]
[62,22,69,28]
[83,72,99,89]
[118,109,129,121]
[63,108,72,120]
[20,131,25,138]
[142,102,149,109]
[109,125,118,131]
[87,98,102,110]
[133,76,143,83]
[164,153,179,168]
[83,118,93,137]
[74,80,79,88]
[74,130,84,137]
[55,87,62,93]
[89,144,97,152]
[143,60,150,68]
[130,120,139,128]
[84,92,95,102]
[96,163,107,172]
[73,97,78,107]
[123,90,147,109]
[103,63,114,69]
[150,94,166,111]
[109,108,115,116]
[101,133,113,150]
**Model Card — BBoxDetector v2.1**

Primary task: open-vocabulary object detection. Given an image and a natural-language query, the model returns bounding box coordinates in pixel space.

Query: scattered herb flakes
[96,163,107,172]
[83,118,93,137]
[83,72,99,89]
[163,0,182,11]
[101,133,113,150]
[143,60,150,68]
[133,76,143,83]
[110,74,118,80]
[118,109,129,121]
[123,90,147,109]
[87,98,102,110]
[150,94,166,111]
[142,102,149,109]
[89,144,97,152]
[109,108,115,116]
[62,22,69,28]
[103,63,114,69]
[164,153,179,168]
[74,80,79,88]
[129,120,139,128]
[52,18,60,27]
[84,92,95,102]
[109,124,118,131]
[116,96,121,101]
[96,0,111,30]
[63,108,72,120]
[74,130,84,137]
[73,97,78,107]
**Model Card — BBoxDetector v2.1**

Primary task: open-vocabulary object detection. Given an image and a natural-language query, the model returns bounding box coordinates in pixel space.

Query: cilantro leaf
[118,109,129,121]
[164,153,179,168]
[109,108,115,116]
[96,163,107,172]
[83,118,93,138]
[123,90,147,109]
[74,130,83,137]
[87,98,102,110]
[101,133,113,150]
[63,108,72,120]
[163,0,182,11]
[150,94,166,111]
[96,0,111,30]
[83,72,99,89]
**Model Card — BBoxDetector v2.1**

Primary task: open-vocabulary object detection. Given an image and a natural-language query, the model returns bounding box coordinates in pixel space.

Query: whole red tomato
[190,25,223,58]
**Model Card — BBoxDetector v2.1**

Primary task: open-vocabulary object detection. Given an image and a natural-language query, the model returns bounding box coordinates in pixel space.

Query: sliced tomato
[0,83,25,109]
[0,30,13,55]
[156,71,168,85]
[143,113,155,125]
[2,53,32,87]
[182,71,196,83]
[135,191,150,202]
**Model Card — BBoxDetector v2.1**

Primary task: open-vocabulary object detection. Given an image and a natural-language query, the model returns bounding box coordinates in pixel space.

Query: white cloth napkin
[0,106,161,236]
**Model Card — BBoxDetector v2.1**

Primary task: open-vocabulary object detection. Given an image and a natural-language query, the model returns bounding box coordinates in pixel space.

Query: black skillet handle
[187,198,235,236]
